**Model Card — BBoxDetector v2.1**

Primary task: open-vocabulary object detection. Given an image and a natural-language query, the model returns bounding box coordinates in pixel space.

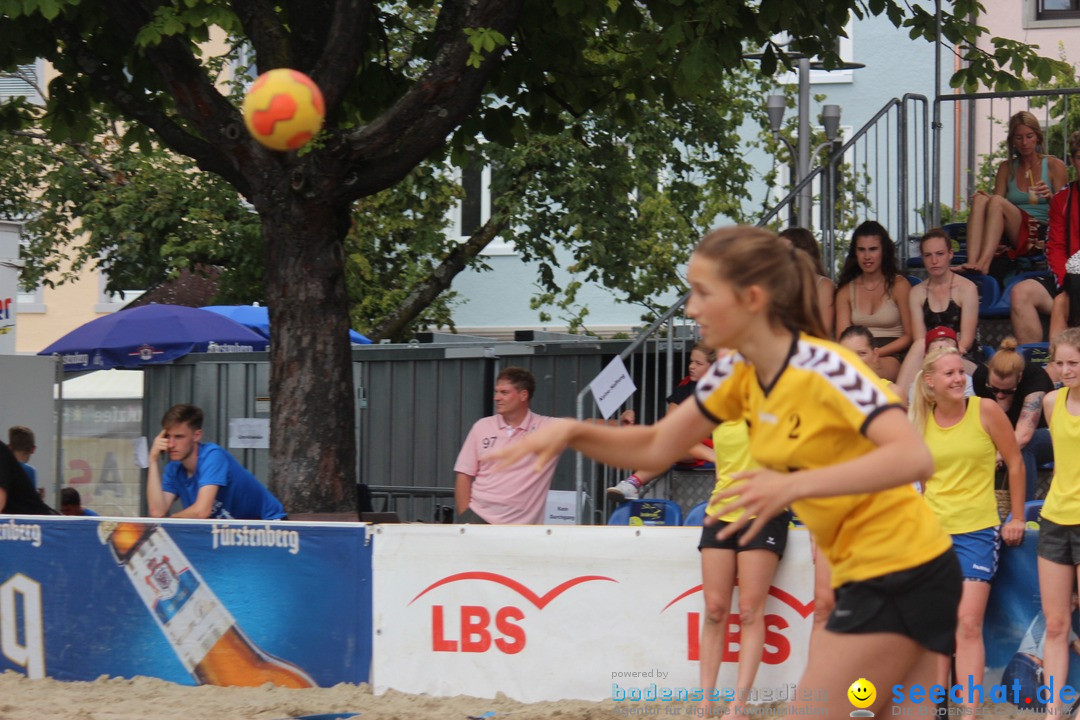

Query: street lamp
[756,54,863,230]
[766,95,842,228]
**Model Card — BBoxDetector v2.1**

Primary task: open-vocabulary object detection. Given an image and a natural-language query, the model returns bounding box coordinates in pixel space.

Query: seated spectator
[837,325,902,397]
[964,111,1066,277]
[779,227,835,337]
[1012,130,1080,344]
[894,325,975,402]
[972,337,1054,499]
[1046,131,1080,340]
[148,403,287,520]
[909,228,979,354]
[8,425,40,498]
[60,487,99,516]
[608,344,716,501]
[0,440,56,515]
[834,220,912,381]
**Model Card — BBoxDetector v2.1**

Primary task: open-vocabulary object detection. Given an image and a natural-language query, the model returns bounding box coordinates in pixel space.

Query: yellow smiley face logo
[848,678,876,709]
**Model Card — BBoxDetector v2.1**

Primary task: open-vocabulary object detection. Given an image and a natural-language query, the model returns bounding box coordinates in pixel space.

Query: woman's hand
[706,468,798,544]
[1001,517,1026,547]
[1034,180,1052,200]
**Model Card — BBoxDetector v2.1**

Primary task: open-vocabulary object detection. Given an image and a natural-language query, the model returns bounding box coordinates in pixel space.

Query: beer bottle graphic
[99,521,315,688]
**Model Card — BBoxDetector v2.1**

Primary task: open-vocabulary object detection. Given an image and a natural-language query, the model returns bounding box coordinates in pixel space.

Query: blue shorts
[951,527,1001,582]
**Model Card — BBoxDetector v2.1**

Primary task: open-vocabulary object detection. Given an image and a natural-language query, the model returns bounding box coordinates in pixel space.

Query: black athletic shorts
[698,511,791,557]
[826,548,962,655]
[1037,517,1080,566]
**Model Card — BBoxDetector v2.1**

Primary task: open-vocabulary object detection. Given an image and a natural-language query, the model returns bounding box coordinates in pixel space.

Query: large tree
[0,0,1062,512]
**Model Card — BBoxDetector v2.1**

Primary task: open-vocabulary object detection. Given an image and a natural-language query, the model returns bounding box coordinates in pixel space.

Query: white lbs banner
[371,524,813,703]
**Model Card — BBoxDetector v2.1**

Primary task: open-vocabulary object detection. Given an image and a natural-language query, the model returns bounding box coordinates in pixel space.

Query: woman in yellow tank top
[697,350,788,717]
[1037,327,1080,717]
[488,226,959,718]
[909,346,1025,713]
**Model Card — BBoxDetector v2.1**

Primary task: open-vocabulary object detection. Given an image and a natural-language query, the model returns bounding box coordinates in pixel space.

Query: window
[451,159,514,255]
[0,222,45,314]
[94,273,145,313]
[0,61,44,104]
[1037,0,1080,18]
[1025,0,1080,25]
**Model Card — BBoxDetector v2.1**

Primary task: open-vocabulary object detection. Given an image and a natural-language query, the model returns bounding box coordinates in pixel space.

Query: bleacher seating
[684,501,708,526]
[964,272,1001,316]
[1018,342,1051,366]
[979,270,1053,319]
[608,499,684,526]
[1005,499,1044,524]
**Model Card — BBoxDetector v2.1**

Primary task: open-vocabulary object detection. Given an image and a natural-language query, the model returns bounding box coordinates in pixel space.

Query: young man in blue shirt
[146,403,286,520]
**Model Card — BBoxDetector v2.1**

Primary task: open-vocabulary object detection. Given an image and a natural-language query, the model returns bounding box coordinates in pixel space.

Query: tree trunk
[262,195,357,514]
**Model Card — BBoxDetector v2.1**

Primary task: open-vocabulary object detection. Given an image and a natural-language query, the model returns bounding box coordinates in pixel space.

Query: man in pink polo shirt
[454,366,557,524]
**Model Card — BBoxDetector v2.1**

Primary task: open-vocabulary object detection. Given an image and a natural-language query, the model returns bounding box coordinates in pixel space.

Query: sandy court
[0,671,626,719]
[0,672,1050,720]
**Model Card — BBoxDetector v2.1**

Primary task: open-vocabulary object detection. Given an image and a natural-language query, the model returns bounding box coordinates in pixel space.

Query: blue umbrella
[201,305,373,344]
[39,303,270,372]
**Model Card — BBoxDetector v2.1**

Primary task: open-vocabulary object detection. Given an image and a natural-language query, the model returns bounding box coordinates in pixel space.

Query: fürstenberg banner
[371,524,815,703]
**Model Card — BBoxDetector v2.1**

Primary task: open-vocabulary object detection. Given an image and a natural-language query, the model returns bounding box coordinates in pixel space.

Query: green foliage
[0,103,262,300]
[344,162,463,340]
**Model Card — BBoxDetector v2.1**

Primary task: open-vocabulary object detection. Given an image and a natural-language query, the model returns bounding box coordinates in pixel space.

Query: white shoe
[607,478,641,502]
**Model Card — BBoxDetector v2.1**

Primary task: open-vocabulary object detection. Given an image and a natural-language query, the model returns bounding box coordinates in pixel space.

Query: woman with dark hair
[964,111,1067,275]
[835,220,913,380]
[780,227,835,337]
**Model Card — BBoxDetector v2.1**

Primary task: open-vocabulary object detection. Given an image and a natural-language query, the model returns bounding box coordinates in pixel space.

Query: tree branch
[56,19,255,195]
[367,214,508,341]
[231,0,293,69]
[310,0,371,112]
[329,0,525,201]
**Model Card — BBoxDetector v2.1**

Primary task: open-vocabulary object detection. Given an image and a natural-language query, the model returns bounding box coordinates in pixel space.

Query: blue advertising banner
[0,516,371,687]
[985,529,1080,713]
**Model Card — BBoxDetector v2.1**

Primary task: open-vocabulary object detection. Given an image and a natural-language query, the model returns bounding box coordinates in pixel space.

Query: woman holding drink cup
[963,111,1067,275]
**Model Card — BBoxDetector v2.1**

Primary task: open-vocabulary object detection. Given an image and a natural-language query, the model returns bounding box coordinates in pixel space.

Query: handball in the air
[242,68,325,151]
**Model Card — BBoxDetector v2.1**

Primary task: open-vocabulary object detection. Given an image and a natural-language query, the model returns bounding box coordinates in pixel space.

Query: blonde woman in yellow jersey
[1038,327,1080,717]
[488,226,959,717]
[697,352,788,716]
[909,346,1025,713]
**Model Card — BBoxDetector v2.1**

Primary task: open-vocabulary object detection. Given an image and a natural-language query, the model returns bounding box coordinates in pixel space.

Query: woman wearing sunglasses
[972,337,1054,499]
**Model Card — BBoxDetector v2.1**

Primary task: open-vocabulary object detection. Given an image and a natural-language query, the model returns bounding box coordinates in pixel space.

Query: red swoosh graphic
[409,572,617,609]
[661,582,814,618]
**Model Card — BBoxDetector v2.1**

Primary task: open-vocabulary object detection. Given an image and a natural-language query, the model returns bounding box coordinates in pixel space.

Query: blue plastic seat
[962,271,1001,316]
[979,270,1053,319]
[1006,499,1044,524]
[906,274,923,286]
[1018,342,1051,366]
[684,501,708,526]
[608,499,684,526]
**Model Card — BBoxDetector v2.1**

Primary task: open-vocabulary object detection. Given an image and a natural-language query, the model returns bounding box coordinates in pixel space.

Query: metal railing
[933,87,1080,227]
[574,93,933,523]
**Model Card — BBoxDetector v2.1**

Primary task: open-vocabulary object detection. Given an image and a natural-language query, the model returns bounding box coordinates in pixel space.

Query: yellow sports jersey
[695,333,952,587]
[1043,388,1080,524]
[706,419,756,522]
[922,397,1000,534]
